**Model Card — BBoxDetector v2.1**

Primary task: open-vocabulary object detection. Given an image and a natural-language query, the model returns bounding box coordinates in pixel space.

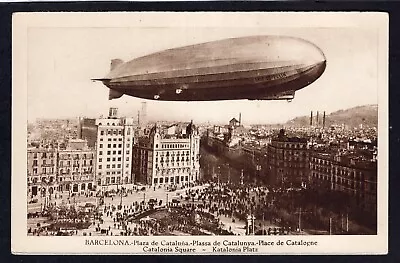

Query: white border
[11,12,388,255]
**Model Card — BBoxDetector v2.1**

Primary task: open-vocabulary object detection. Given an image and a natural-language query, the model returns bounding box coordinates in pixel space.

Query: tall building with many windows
[57,140,96,194]
[133,121,200,186]
[27,147,57,199]
[309,150,377,213]
[267,129,309,187]
[27,139,96,199]
[95,110,135,189]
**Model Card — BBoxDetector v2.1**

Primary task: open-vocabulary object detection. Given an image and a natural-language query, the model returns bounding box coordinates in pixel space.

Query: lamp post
[227,163,230,184]
[217,166,220,188]
[120,184,123,208]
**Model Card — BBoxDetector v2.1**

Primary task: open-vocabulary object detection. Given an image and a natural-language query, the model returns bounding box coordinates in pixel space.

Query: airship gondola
[94,35,326,101]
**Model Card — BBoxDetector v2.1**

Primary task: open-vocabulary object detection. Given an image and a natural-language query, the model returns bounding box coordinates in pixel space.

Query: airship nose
[301,40,326,66]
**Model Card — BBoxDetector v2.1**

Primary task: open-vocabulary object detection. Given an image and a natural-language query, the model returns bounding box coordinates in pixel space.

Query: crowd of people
[28,179,327,236]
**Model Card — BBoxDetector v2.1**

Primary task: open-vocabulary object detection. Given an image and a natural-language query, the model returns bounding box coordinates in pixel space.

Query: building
[133,121,200,186]
[309,150,377,213]
[27,140,96,200]
[27,147,57,199]
[57,140,96,194]
[229,118,240,127]
[267,129,309,186]
[241,146,268,183]
[95,109,135,189]
[78,118,98,149]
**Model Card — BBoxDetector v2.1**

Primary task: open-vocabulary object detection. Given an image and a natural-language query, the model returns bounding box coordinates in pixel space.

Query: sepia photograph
[12,12,388,254]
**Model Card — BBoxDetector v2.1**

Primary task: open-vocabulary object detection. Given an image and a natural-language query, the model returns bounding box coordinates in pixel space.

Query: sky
[27,23,380,125]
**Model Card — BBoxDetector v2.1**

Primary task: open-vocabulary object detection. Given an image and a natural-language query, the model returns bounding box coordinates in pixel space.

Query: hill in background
[285,104,378,128]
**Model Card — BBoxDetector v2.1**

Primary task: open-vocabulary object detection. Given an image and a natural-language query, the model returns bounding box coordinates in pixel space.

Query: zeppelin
[94,35,327,101]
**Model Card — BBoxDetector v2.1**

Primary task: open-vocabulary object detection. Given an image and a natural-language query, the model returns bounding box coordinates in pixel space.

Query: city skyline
[27,20,379,125]
[27,103,378,127]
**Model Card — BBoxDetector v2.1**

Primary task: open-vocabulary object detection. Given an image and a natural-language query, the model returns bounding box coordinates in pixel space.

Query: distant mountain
[285,104,378,128]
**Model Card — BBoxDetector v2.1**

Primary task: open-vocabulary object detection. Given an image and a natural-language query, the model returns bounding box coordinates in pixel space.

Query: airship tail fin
[110,59,124,71]
[109,89,124,100]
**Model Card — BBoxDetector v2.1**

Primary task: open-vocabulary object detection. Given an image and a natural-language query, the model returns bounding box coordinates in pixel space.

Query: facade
[267,130,309,187]
[57,145,96,194]
[95,115,135,188]
[27,140,96,199]
[27,147,57,199]
[133,122,200,186]
[309,150,377,213]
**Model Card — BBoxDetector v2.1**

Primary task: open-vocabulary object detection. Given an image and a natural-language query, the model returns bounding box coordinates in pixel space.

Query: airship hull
[98,36,326,101]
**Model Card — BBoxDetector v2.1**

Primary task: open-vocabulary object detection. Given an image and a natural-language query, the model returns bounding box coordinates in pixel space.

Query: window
[126,164,129,168]
[118,144,122,148]
[118,157,121,161]
[106,177,110,184]
[100,131,104,135]
[117,164,121,168]
[108,144,111,148]
[126,157,129,161]
[107,158,110,162]
[112,164,116,168]
[106,164,110,168]
[99,151,103,155]
[113,144,116,148]
[100,144,103,148]
[107,151,111,155]
[118,151,122,154]
[126,144,130,148]
[113,151,116,154]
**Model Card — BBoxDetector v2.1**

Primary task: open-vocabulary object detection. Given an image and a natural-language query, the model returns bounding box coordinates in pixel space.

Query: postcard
[12,11,388,254]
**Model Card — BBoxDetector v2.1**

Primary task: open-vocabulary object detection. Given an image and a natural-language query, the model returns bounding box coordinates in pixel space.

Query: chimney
[310,111,313,126]
[316,111,319,127]
[323,111,326,129]
[239,113,242,126]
